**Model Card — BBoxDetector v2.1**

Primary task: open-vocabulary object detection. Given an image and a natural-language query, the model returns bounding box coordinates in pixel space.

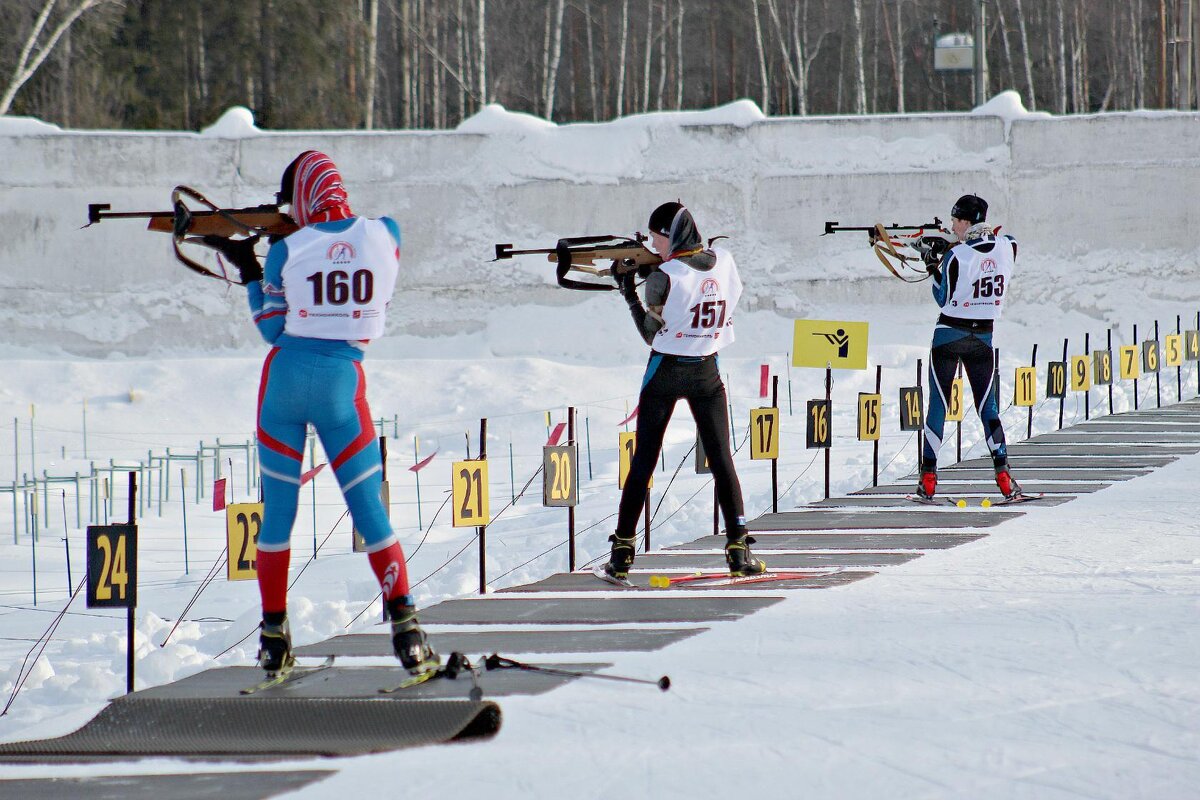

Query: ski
[984,492,1045,507]
[904,494,967,508]
[591,565,634,588]
[648,570,833,588]
[239,655,334,695]
[379,651,481,699]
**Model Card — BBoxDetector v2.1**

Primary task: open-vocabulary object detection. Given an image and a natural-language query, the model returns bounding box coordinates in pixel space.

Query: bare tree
[615,0,629,116]
[1,0,120,116]
[544,0,565,118]
[365,0,380,128]
[472,0,482,103]
[850,0,866,113]
[751,0,770,112]
[1014,0,1038,110]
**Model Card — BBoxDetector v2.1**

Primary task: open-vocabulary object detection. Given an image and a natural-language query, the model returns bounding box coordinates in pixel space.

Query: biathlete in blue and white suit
[208,151,435,677]
[918,193,1022,501]
[602,202,766,582]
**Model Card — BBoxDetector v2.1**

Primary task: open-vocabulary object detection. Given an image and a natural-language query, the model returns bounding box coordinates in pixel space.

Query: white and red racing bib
[944,235,1016,321]
[653,248,742,356]
[281,218,399,340]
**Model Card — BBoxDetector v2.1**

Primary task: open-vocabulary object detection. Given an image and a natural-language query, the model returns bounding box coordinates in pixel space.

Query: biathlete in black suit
[603,202,766,581]
[918,193,1023,501]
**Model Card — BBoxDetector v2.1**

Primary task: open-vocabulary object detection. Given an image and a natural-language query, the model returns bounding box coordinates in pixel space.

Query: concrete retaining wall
[0,110,1196,355]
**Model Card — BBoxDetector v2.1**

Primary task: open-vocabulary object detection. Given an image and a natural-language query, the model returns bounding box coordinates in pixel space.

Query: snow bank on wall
[0,101,1197,356]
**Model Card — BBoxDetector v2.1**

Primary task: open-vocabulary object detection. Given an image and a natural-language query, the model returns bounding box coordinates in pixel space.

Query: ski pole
[483,654,670,691]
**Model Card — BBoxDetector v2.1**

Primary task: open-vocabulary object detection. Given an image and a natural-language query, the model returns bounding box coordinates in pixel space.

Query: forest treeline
[3,0,1198,131]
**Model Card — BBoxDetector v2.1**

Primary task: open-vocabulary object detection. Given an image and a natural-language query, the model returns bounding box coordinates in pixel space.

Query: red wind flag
[300,463,326,486]
[409,451,438,473]
[212,478,227,512]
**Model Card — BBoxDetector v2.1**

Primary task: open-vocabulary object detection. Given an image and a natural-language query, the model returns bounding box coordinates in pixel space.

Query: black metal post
[1154,320,1161,408]
[126,470,137,695]
[1133,323,1139,411]
[567,407,576,572]
[1107,329,1115,414]
[1058,338,1067,430]
[1176,316,1183,402]
[1027,344,1037,439]
[1084,332,1091,420]
[873,365,882,486]
[643,494,651,551]
[955,361,963,462]
[824,366,832,500]
[915,358,923,470]
[478,418,487,595]
[771,376,779,513]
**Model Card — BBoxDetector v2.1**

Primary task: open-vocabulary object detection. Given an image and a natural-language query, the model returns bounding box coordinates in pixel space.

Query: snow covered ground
[1,100,1198,798]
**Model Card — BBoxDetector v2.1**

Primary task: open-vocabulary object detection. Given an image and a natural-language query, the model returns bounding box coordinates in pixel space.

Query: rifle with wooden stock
[85,186,298,284]
[823,218,955,283]
[492,233,663,292]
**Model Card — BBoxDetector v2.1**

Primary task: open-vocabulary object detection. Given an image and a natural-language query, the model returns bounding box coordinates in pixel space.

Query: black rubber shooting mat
[419,595,782,624]
[851,482,1109,495]
[128,664,585,700]
[1004,443,1196,454]
[631,551,922,568]
[747,509,1019,530]
[1070,417,1200,428]
[929,467,1148,480]
[0,697,501,759]
[498,570,873,592]
[1027,431,1200,443]
[669,532,986,550]
[295,627,705,657]
[811,494,1073,508]
[0,771,335,800]
[956,455,1175,468]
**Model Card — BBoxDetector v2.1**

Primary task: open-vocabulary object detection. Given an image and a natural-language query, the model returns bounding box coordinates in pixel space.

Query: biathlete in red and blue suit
[210,151,436,677]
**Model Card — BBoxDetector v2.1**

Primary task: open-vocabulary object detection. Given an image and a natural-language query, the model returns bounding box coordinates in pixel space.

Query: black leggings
[615,353,746,539]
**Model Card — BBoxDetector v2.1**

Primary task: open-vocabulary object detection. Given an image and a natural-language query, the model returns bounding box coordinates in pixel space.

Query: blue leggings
[255,346,393,552]
[922,326,1008,470]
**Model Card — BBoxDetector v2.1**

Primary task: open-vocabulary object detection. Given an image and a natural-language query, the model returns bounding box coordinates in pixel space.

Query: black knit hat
[951,194,988,224]
[648,201,685,236]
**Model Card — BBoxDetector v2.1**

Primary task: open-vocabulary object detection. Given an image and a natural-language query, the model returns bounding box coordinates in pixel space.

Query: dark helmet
[951,194,988,224]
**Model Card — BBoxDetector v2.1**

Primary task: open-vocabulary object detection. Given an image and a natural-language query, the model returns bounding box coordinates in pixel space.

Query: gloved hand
[616,270,640,307]
[919,238,947,275]
[202,234,263,284]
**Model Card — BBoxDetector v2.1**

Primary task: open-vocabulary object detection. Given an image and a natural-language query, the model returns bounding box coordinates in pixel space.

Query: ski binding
[379,651,483,700]
[240,655,334,695]
[591,565,634,588]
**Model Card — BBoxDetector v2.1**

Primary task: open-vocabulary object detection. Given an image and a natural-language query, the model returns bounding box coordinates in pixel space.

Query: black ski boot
[388,599,438,674]
[604,533,637,581]
[257,615,293,676]
[725,535,767,577]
